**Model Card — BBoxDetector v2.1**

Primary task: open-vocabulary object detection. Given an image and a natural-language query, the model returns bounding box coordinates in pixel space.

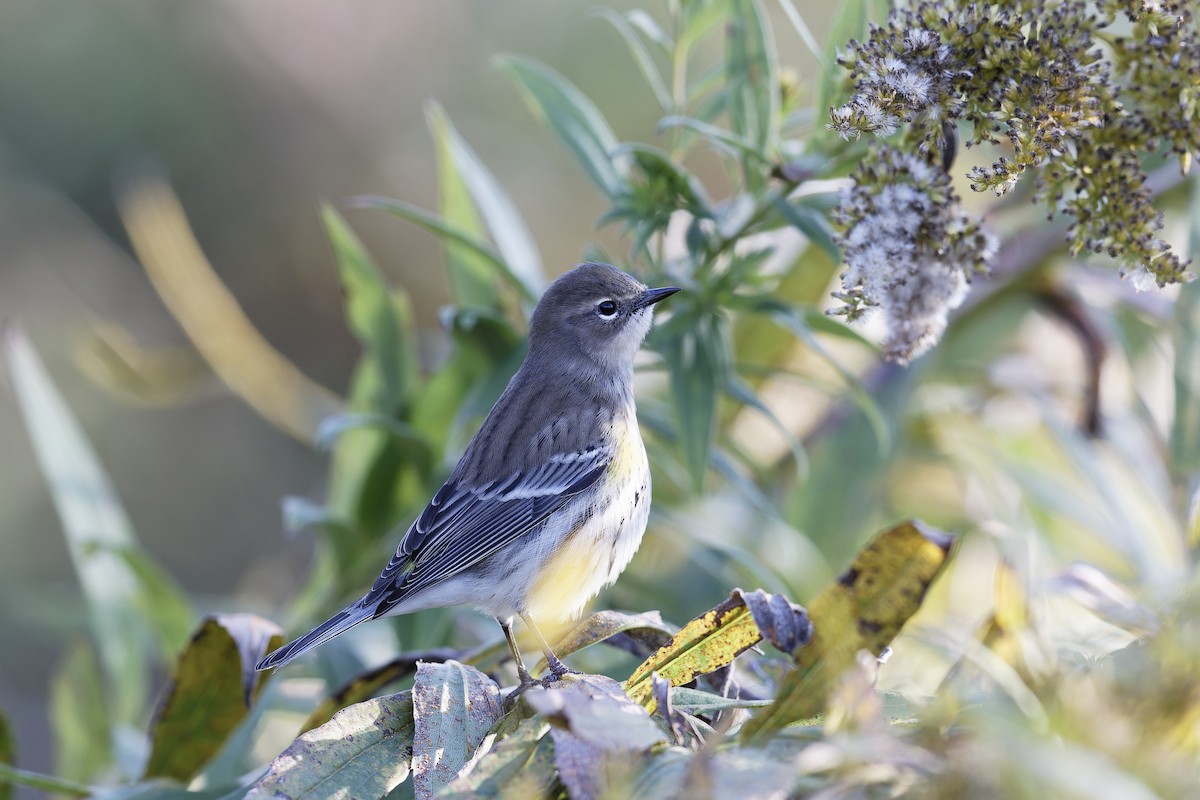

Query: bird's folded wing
[365,444,611,614]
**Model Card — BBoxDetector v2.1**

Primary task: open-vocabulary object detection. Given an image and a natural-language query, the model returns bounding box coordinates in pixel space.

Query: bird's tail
[255,601,373,671]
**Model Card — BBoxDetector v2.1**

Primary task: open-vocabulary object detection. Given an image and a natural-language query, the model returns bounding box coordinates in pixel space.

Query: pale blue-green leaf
[245,691,415,800]
[667,687,773,715]
[679,0,727,50]
[495,55,628,198]
[0,764,91,799]
[322,205,417,411]
[767,307,892,453]
[345,196,525,294]
[426,103,545,297]
[594,8,672,110]
[726,0,779,188]
[657,115,767,162]
[771,198,839,262]
[775,0,824,64]
[626,10,673,50]
[726,374,809,478]
[4,326,156,724]
[411,661,503,799]
[668,326,720,493]
[315,413,426,451]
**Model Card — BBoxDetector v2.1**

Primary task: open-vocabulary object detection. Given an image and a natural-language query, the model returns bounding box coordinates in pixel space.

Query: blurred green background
[0,0,833,770]
[6,1,1197,793]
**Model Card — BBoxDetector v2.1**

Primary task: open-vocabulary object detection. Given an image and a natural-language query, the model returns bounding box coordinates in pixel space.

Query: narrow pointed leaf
[4,326,180,724]
[246,692,415,800]
[346,195,521,293]
[427,103,545,297]
[725,0,778,189]
[323,204,418,412]
[0,764,90,799]
[50,641,112,783]
[594,8,672,110]
[496,55,628,198]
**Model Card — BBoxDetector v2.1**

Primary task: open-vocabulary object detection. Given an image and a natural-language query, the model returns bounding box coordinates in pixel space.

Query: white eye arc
[596,299,619,318]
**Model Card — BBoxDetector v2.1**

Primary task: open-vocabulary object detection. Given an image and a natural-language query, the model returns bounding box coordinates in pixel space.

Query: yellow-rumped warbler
[257,262,679,684]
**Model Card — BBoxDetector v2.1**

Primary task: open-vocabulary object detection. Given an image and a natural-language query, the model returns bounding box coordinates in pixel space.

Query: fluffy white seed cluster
[828,26,959,144]
[831,148,997,364]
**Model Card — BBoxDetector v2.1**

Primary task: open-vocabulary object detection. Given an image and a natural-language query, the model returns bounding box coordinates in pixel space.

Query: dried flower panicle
[830,0,1198,294]
[831,147,996,364]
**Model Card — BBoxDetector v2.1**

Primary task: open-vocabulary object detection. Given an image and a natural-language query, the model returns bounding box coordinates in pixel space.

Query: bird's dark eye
[596,299,618,318]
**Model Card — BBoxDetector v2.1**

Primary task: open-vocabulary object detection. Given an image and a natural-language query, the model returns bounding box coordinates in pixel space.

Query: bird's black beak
[634,286,681,310]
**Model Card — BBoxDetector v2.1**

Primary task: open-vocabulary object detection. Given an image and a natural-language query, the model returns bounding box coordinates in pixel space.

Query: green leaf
[3,325,162,724]
[666,317,725,493]
[774,0,824,65]
[315,413,427,451]
[594,8,672,110]
[246,692,415,800]
[0,763,90,799]
[666,687,773,715]
[116,548,195,660]
[92,781,241,800]
[740,521,955,741]
[656,115,766,163]
[496,55,628,198]
[725,0,778,189]
[437,719,556,799]
[428,102,544,301]
[0,709,12,800]
[411,661,503,798]
[50,640,112,783]
[145,615,284,782]
[346,196,519,294]
[323,204,418,412]
[771,197,839,262]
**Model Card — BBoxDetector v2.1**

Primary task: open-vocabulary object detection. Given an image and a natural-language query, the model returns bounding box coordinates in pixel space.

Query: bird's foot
[542,656,581,685]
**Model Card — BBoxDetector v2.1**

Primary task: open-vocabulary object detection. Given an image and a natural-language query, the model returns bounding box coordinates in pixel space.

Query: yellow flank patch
[605,417,644,484]
[527,539,602,624]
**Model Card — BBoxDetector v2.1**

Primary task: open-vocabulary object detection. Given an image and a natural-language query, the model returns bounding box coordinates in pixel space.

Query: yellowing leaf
[625,588,810,710]
[117,176,344,444]
[740,521,954,741]
[144,615,283,781]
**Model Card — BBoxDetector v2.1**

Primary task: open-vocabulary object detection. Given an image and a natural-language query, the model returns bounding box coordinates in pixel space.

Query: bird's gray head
[528,262,679,371]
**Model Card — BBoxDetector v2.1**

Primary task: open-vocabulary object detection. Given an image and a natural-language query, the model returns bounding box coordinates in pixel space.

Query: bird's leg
[521,613,579,682]
[497,616,537,687]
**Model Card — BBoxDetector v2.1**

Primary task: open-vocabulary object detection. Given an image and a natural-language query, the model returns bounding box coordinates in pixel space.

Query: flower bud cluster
[831,147,996,364]
[830,0,1197,291]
